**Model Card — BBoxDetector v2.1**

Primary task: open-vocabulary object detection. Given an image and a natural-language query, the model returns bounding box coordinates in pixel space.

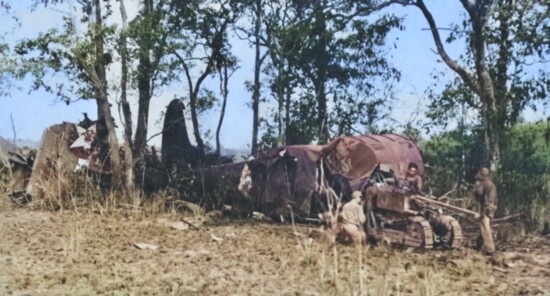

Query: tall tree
[167,0,239,163]
[260,0,401,144]
[265,1,296,146]
[91,0,123,189]
[117,0,135,191]
[124,0,173,186]
[391,0,549,170]
[133,0,154,177]
[214,57,237,159]
[16,0,124,188]
[250,0,264,152]
[237,0,295,147]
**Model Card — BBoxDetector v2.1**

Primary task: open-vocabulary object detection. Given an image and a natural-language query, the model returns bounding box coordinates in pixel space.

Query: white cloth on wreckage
[238,163,253,198]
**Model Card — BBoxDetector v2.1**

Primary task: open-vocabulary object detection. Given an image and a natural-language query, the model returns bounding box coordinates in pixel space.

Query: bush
[422,121,550,233]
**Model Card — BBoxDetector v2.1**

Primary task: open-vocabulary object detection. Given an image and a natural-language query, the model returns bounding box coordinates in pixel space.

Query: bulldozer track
[405,216,433,249]
[446,216,463,249]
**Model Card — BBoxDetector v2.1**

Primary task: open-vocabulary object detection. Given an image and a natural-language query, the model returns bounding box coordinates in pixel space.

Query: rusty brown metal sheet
[375,190,412,213]
[321,134,424,184]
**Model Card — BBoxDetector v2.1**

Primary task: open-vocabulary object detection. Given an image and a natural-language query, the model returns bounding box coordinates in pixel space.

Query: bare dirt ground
[1,196,550,296]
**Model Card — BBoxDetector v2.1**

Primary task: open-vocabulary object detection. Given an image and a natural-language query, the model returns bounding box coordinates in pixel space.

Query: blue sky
[1,1,548,150]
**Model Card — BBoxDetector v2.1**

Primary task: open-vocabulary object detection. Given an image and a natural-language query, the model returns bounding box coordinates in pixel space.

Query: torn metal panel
[6,150,35,194]
[196,161,248,209]
[248,145,324,218]
[26,123,80,199]
[321,134,424,190]
[242,135,425,220]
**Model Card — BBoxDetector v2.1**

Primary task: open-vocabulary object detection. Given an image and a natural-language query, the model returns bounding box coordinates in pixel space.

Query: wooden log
[413,195,479,217]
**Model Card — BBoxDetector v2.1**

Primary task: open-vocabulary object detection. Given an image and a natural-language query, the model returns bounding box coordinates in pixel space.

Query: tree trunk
[93,0,122,190]
[173,51,207,165]
[411,0,501,170]
[481,95,500,171]
[284,66,291,145]
[315,79,329,144]
[313,1,330,144]
[189,87,206,164]
[215,65,229,159]
[251,0,262,154]
[276,59,285,146]
[119,0,135,193]
[469,1,499,171]
[133,0,153,184]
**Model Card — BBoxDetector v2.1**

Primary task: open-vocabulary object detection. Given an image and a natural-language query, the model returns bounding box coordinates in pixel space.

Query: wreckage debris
[4,121,479,252]
[134,243,159,250]
[4,118,170,201]
[161,99,199,170]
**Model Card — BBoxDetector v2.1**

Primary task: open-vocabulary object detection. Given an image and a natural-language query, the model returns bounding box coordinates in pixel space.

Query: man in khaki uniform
[338,191,367,245]
[472,167,497,254]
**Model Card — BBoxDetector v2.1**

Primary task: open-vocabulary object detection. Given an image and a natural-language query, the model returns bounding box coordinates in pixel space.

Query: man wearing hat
[338,191,367,245]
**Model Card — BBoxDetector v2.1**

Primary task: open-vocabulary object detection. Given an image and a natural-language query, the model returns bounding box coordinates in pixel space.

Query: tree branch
[415,0,481,95]
[10,113,16,147]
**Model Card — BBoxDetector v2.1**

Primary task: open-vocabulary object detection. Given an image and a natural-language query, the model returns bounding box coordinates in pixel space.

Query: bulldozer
[362,167,478,250]
[317,134,477,250]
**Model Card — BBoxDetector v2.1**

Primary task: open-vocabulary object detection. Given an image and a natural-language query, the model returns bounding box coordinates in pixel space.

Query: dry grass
[1,165,549,295]
[1,193,549,296]
[9,165,197,224]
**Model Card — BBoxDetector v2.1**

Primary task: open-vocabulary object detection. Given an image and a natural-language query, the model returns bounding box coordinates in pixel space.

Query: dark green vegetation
[422,120,550,233]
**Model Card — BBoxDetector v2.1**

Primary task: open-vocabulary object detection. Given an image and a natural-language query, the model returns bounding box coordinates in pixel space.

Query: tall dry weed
[23,161,205,220]
[62,223,86,262]
[0,157,12,193]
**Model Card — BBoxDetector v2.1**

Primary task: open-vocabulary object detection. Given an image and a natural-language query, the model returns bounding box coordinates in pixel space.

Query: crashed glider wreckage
[211,134,470,249]
[220,134,426,220]
[6,125,471,249]
[6,122,106,202]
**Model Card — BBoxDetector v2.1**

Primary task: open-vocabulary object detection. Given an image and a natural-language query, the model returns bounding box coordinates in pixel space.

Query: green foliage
[14,7,117,103]
[257,0,403,144]
[426,1,549,131]
[195,89,217,114]
[501,121,550,175]
[424,121,550,233]
[285,93,318,145]
[423,129,474,196]
[426,79,477,130]
[258,120,278,148]
[162,0,241,158]
[496,121,550,232]
[123,0,174,94]
[494,171,550,233]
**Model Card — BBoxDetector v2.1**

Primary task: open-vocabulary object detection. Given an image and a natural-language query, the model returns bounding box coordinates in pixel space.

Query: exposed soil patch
[1,197,548,295]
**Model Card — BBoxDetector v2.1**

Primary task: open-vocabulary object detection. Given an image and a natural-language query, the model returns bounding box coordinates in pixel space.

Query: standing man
[472,167,498,254]
[338,191,367,245]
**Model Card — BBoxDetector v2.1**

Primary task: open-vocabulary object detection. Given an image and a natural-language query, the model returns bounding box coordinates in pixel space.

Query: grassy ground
[1,195,549,296]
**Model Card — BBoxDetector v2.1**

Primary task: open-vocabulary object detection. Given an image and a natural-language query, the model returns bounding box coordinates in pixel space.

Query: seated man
[405,162,423,194]
[338,191,367,245]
